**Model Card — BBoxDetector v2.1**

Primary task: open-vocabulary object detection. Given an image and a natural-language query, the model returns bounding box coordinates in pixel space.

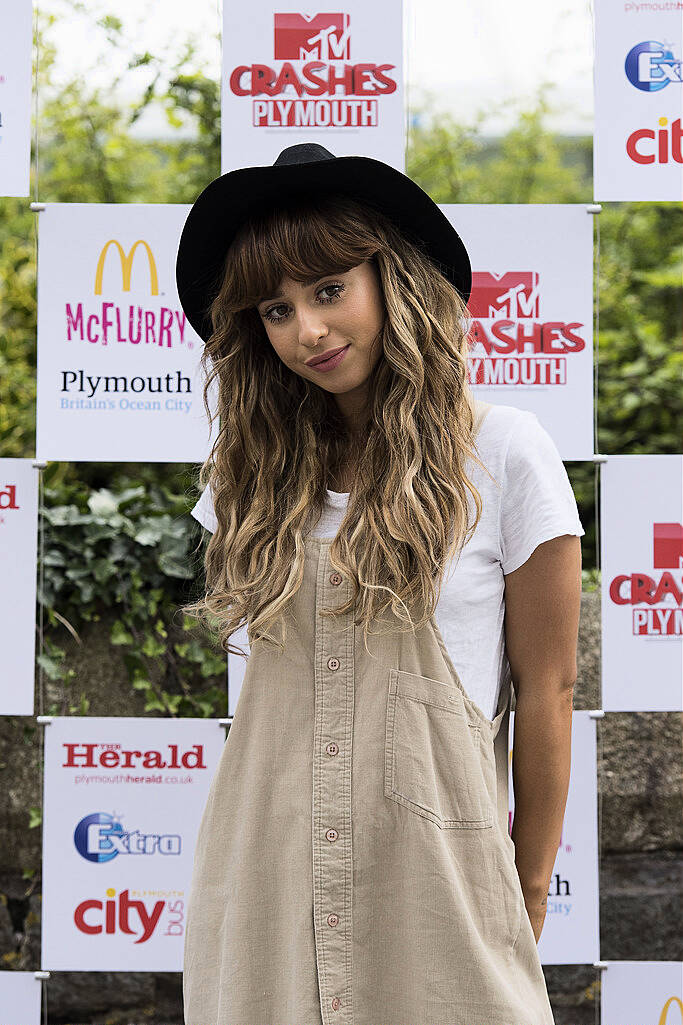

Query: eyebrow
[258,275,331,304]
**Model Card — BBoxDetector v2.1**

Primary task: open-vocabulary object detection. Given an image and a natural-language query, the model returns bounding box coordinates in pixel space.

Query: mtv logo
[653,522,683,568]
[273,12,351,61]
[468,271,540,319]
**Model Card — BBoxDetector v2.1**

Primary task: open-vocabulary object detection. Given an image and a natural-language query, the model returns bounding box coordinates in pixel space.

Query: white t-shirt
[190,402,585,722]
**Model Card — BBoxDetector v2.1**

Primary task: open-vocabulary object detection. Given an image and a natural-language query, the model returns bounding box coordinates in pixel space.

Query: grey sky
[42,0,594,136]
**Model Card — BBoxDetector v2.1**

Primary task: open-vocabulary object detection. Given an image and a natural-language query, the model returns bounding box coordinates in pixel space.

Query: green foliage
[407,88,593,204]
[38,475,228,718]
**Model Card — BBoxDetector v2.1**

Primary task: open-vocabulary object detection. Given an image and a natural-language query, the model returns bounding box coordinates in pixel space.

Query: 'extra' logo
[94,239,159,295]
[626,116,683,164]
[625,40,682,91]
[465,271,585,387]
[274,12,350,60]
[228,11,397,128]
[73,812,182,862]
[609,522,683,636]
[74,887,184,943]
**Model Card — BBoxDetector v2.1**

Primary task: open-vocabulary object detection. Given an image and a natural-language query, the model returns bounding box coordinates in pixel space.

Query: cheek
[265,330,294,364]
[346,296,384,338]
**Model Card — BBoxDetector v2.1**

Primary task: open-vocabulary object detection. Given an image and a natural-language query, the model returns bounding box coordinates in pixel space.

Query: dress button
[327,656,340,671]
[327,912,340,927]
[325,828,339,842]
[329,572,342,585]
[331,997,341,1011]
[325,742,339,756]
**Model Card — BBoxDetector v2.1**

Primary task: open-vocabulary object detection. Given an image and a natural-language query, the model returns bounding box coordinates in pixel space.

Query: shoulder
[483,404,584,574]
[471,400,537,468]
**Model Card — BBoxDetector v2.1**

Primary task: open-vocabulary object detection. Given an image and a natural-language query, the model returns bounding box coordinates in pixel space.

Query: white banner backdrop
[41,717,225,971]
[441,204,594,461]
[35,204,218,462]
[0,0,32,197]
[594,0,683,200]
[0,971,42,1025]
[601,455,683,711]
[601,961,683,1024]
[0,458,38,715]
[222,2,405,172]
[508,709,600,965]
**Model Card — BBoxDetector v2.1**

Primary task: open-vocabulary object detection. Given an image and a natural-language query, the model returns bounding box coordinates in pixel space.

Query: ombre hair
[181,194,495,657]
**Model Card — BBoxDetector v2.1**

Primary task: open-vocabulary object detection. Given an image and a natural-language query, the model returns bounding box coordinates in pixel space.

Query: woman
[176,143,584,1025]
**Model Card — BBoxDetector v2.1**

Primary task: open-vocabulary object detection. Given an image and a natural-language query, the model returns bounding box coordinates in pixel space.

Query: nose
[295,303,329,347]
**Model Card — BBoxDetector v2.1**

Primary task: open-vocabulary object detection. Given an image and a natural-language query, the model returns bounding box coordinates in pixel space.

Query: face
[255,260,385,428]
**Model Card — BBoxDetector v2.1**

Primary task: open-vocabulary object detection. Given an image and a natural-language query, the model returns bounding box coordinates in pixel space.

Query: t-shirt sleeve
[499,411,585,575]
[191,481,218,534]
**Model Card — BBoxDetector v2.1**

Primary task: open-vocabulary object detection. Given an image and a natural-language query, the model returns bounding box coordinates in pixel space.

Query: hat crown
[273,142,336,167]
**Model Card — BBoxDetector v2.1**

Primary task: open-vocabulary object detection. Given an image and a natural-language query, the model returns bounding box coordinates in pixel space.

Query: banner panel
[601,454,683,711]
[601,961,683,1023]
[0,0,32,197]
[442,204,594,460]
[594,0,683,200]
[36,204,218,462]
[509,709,600,965]
[0,458,38,715]
[0,971,42,1025]
[41,717,225,970]
[222,2,405,171]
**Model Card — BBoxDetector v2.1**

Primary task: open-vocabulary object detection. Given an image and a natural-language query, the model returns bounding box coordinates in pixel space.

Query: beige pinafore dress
[183,400,556,1025]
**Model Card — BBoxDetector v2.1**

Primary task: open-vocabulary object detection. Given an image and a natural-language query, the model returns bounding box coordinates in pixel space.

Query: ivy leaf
[145,697,166,712]
[134,521,166,546]
[36,653,64,681]
[88,490,120,517]
[110,620,134,645]
[142,636,166,658]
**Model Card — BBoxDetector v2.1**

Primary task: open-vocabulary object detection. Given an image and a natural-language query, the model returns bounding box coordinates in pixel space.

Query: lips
[305,345,349,367]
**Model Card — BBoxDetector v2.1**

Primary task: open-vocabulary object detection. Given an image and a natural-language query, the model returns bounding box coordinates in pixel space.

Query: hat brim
[175,154,471,343]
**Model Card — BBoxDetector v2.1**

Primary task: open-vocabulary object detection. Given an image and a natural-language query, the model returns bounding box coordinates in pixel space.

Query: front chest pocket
[384,668,493,829]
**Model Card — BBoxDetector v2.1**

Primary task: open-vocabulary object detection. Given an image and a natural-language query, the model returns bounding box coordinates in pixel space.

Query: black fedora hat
[175,142,472,344]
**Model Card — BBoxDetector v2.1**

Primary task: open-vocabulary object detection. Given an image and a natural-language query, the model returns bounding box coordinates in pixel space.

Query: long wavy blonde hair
[181,193,495,658]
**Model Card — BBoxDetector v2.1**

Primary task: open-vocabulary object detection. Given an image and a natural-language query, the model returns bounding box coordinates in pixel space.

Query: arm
[503,533,582,942]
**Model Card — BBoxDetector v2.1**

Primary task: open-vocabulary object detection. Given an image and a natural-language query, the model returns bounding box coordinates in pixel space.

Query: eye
[261,303,288,324]
[318,282,345,304]
[261,282,345,324]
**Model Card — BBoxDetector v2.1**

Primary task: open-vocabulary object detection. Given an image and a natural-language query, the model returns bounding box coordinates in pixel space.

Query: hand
[523,895,548,944]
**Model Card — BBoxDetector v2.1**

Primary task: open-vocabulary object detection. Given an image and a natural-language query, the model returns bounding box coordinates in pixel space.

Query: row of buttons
[327,569,343,1012]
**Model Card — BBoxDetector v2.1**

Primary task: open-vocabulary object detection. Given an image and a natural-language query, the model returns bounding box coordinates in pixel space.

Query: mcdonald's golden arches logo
[94,239,159,295]
[659,996,683,1025]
